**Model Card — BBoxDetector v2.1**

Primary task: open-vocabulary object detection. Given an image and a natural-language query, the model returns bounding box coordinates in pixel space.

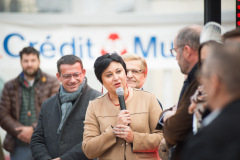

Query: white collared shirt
[202,109,221,127]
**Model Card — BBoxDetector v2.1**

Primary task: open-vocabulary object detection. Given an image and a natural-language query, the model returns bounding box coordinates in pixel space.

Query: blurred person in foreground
[156,25,202,160]
[188,22,223,133]
[182,43,240,160]
[188,41,218,133]
[82,53,163,160]
[121,53,163,109]
[0,47,59,160]
[222,27,240,43]
[30,55,101,160]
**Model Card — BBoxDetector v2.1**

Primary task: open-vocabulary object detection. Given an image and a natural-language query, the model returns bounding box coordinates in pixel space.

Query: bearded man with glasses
[156,25,202,160]
[30,55,101,160]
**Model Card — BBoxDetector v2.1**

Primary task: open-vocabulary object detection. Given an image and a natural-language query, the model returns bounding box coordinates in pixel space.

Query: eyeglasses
[61,72,82,81]
[170,45,185,57]
[127,69,143,75]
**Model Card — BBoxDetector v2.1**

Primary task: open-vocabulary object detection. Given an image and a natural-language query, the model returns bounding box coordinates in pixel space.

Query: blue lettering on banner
[3,33,24,57]
[40,36,55,58]
[2,33,95,59]
[60,38,76,56]
[134,37,156,58]
[86,38,93,59]
[3,33,173,59]
[161,42,174,58]
[134,36,174,58]
[30,41,38,48]
[79,38,83,58]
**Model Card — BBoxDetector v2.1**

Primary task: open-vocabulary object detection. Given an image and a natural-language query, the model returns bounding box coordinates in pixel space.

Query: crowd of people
[0,24,240,160]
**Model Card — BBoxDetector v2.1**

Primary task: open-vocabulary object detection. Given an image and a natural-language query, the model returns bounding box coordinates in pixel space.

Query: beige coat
[82,89,163,160]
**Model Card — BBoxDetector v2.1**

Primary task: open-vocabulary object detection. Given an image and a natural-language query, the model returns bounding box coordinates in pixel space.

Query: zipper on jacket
[28,86,31,125]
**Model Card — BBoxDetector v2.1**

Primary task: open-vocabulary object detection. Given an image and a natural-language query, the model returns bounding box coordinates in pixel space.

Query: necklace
[108,89,129,106]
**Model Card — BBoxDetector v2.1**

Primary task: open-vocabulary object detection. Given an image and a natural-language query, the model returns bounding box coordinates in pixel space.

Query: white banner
[0,22,185,78]
[0,14,235,80]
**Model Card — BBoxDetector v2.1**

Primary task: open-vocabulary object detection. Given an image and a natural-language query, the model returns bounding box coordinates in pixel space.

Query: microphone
[116,87,126,110]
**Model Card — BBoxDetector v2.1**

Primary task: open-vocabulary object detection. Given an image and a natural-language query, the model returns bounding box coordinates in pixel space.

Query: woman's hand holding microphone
[113,110,134,143]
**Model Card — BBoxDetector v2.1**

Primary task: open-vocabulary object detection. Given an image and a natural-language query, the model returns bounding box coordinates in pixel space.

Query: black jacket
[182,99,240,160]
[30,81,101,160]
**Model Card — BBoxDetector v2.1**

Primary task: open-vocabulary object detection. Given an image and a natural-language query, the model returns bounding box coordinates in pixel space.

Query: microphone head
[116,87,124,96]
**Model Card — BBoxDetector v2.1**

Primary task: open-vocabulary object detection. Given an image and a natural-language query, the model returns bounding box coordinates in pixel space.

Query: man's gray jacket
[30,80,101,160]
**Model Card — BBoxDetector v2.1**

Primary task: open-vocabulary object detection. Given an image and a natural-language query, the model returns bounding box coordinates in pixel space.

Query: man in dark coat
[30,55,101,160]
[182,43,240,160]
[156,25,202,160]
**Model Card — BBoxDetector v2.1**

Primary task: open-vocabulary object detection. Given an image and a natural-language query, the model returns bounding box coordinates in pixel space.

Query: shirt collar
[202,108,221,127]
[186,63,198,83]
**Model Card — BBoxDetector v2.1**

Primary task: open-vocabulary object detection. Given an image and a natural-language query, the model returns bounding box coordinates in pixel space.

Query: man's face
[57,62,86,93]
[21,53,40,78]
[174,38,189,75]
[125,60,146,89]
[200,64,216,110]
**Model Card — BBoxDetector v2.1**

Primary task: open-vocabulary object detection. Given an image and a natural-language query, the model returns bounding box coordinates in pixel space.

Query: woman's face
[101,61,127,94]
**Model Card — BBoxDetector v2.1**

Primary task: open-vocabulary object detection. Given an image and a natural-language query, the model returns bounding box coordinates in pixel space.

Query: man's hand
[52,158,61,160]
[189,86,208,116]
[15,126,34,143]
[188,101,197,114]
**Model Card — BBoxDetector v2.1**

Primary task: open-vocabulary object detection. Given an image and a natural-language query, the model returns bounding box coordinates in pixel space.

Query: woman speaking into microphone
[82,53,163,160]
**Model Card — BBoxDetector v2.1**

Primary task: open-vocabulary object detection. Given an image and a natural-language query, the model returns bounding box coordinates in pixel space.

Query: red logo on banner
[101,33,127,55]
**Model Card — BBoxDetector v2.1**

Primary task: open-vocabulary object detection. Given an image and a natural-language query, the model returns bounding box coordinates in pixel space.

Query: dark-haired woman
[82,53,163,160]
